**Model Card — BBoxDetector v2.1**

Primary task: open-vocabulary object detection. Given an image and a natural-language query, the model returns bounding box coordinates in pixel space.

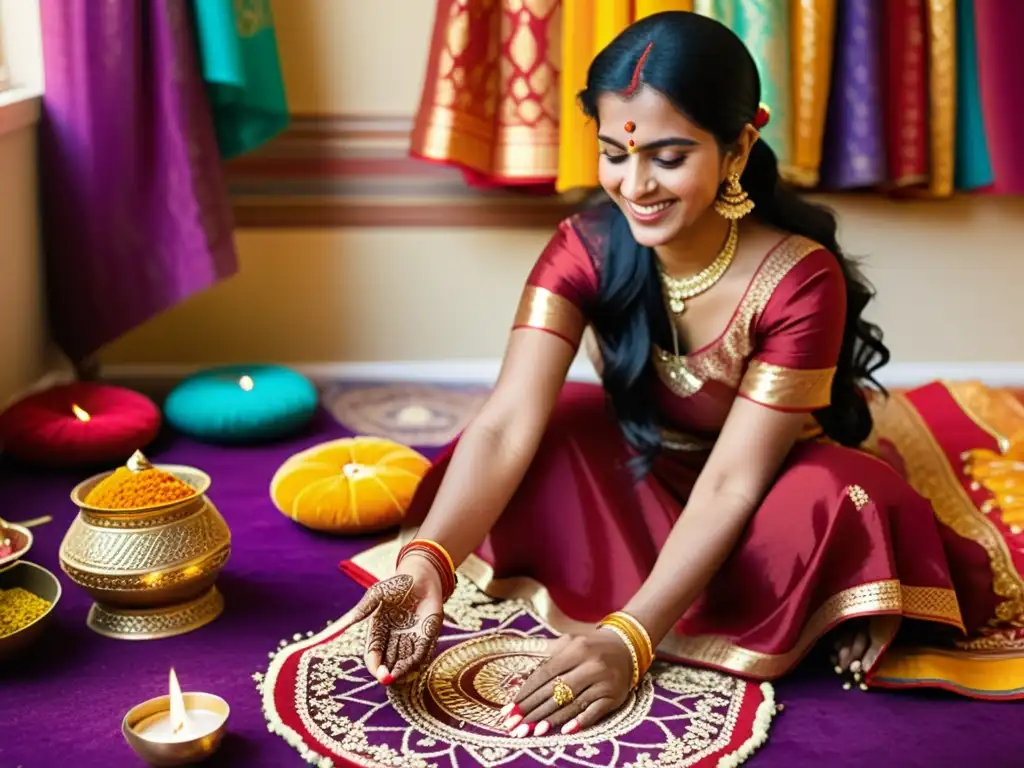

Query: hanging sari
[410,0,561,189]
[555,0,634,193]
[191,0,289,159]
[882,0,929,188]
[819,0,885,189]
[922,0,957,197]
[37,0,237,365]
[953,0,993,191]
[788,0,836,188]
[703,2,794,181]
[972,1,1024,195]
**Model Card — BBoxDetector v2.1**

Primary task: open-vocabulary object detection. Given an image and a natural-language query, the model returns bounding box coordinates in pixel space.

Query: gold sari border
[865,393,1024,625]
[738,360,835,411]
[871,645,1024,700]
[512,286,586,348]
[349,538,963,679]
[944,380,1024,453]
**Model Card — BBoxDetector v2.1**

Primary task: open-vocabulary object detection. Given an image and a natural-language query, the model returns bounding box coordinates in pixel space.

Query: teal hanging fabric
[954,0,993,190]
[192,0,289,159]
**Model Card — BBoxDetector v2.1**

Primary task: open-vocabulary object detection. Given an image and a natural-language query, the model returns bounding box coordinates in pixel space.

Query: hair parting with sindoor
[579,12,890,478]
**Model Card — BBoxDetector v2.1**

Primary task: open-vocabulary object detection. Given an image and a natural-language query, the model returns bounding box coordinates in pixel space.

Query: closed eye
[654,154,687,169]
[600,151,629,164]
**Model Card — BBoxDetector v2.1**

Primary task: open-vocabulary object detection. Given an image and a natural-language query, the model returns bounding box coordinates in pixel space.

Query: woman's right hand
[343,554,446,685]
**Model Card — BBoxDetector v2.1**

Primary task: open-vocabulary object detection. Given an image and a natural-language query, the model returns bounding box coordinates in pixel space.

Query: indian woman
[341,11,988,736]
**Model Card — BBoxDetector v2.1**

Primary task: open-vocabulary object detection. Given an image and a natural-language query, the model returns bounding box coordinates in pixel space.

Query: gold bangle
[612,611,654,663]
[598,613,654,677]
[600,624,640,688]
[597,619,645,681]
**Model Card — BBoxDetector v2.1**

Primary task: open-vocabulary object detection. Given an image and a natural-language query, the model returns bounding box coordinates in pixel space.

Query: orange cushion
[269,437,431,534]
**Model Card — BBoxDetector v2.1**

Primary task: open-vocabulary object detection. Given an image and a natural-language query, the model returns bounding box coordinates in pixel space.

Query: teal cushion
[164,365,317,444]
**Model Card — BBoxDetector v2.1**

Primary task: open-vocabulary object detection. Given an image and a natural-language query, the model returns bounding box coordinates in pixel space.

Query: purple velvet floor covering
[0,406,1017,767]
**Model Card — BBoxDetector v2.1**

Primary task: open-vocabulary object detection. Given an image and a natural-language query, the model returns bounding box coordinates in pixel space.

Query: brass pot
[59,461,231,640]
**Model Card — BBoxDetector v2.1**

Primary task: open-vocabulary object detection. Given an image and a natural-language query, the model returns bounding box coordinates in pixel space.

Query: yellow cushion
[269,436,431,533]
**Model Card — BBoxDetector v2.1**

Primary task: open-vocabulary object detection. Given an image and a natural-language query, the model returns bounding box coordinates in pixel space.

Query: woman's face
[596,88,736,247]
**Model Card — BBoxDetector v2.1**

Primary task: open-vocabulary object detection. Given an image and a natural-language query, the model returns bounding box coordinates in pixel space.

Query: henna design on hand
[349,574,445,680]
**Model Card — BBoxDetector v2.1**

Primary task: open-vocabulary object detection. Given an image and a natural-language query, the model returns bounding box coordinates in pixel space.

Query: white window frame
[0,0,43,138]
[0,2,10,93]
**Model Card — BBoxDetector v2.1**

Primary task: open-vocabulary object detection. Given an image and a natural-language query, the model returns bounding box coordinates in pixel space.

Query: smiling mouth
[625,199,676,216]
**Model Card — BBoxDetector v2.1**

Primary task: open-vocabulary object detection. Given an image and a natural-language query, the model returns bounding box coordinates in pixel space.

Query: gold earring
[714,172,754,220]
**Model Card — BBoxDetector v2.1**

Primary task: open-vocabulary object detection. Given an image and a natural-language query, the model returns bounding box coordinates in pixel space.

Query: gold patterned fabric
[259,575,780,767]
[789,0,836,187]
[861,383,1024,698]
[864,387,1024,627]
[411,0,561,185]
[738,360,835,411]
[923,0,957,197]
[651,236,822,398]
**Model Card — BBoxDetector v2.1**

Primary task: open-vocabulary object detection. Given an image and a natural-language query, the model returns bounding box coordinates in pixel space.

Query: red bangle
[397,539,457,599]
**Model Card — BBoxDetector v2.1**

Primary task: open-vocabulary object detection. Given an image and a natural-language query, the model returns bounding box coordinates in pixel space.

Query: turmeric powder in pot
[84,466,197,509]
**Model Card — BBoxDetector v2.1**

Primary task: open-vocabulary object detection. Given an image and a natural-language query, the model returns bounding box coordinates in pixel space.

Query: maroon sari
[352,206,1024,699]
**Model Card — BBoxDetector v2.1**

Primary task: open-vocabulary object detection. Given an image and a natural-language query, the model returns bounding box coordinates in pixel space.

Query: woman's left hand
[501,628,635,738]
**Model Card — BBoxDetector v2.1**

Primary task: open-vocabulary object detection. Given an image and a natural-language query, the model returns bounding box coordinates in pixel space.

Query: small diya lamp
[123,668,230,766]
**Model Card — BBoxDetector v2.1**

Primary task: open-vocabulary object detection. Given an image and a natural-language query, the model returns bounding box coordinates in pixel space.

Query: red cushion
[0,382,161,467]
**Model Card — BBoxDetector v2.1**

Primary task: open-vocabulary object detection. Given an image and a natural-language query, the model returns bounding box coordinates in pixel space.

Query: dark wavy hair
[580,11,889,477]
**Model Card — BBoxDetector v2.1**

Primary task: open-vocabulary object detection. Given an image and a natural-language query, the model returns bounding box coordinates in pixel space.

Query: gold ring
[552,677,574,707]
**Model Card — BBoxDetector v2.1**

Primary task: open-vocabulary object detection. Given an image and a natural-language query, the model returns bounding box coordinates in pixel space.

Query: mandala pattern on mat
[322,382,489,446]
[256,580,778,768]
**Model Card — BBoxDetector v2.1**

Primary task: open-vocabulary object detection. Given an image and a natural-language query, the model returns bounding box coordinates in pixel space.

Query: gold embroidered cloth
[258,579,778,767]
[411,0,561,185]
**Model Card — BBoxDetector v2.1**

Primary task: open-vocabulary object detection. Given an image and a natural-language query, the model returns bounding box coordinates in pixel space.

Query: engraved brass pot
[59,463,231,640]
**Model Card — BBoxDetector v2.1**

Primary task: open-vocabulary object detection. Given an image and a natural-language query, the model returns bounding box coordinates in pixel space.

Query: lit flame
[168,668,189,734]
[71,403,91,422]
[238,375,254,391]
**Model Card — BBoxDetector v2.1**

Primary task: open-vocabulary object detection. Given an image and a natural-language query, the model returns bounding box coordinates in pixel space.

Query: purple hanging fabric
[38,0,238,364]
[819,0,886,189]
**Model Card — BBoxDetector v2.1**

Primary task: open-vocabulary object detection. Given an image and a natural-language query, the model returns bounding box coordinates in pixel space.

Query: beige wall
[0,115,48,405]
[101,0,1024,369]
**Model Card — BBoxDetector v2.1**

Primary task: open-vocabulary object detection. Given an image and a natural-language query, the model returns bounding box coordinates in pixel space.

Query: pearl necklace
[658,219,739,315]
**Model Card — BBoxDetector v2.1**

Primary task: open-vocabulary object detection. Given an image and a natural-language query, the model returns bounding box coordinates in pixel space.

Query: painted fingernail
[833,665,843,675]
[503,714,523,730]
[561,719,579,735]
[499,702,519,717]
[534,720,551,737]
[850,660,862,673]
[512,723,530,738]
[381,674,394,685]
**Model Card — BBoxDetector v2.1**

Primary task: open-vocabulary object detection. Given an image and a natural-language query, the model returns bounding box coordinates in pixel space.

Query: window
[0,0,43,98]
[0,3,9,93]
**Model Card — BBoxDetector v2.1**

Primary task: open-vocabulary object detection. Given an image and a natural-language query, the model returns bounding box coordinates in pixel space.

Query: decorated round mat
[257,582,779,768]
[322,383,488,446]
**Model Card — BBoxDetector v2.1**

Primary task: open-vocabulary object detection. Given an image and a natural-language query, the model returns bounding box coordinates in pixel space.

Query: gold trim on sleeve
[738,360,835,411]
[512,286,586,347]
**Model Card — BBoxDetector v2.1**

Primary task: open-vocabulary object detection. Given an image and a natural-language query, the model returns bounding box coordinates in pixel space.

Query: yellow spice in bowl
[0,587,52,638]
[84,466,197,509]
